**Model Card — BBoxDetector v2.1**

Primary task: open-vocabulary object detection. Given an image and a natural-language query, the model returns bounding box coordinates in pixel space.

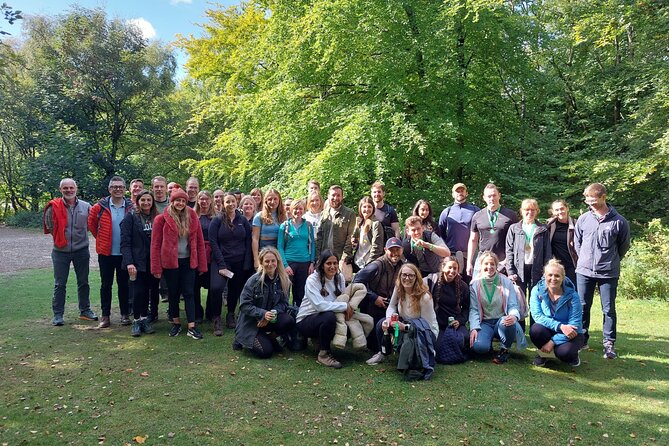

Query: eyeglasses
[110,185,125,190]
[401,273,416,279]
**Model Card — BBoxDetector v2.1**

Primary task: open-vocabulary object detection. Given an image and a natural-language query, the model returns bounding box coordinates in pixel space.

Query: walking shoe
[97,316,111,329]
[141,319,155,334]
[532,355,547,367]
[187,327,203,340]
[160,293,168,303]
[131,320,142,337]
[317,352,343,369]
[603,342,617,359]
[579,343,589,351]
[493,348,510,364]
[213,316,223,336]
[169,324,182,337]
[79,310,99,321]
[569,353,581,367]
[366,352,385,366]
[52,315,64,326]
[226,312,236,329]
[120,315,132,326]
[146,313,158,324]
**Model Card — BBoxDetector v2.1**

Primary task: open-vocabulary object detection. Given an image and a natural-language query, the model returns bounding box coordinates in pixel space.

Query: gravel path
[0,225,97,274]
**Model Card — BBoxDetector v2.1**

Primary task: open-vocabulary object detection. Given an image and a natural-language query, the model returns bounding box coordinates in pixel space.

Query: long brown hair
[395,263,429,313]
[194,190,215,218]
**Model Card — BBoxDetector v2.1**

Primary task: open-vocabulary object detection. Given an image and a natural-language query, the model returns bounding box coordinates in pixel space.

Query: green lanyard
[522,222,536,244]
[482,275,498,304]
[487,209,499,234]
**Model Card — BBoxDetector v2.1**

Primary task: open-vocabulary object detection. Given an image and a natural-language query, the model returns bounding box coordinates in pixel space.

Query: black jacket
[120,211,153,272]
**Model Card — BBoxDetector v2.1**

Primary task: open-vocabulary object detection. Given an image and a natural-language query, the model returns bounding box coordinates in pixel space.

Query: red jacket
[43,198,68,248]
[151,207,207,276]
[88,197,134,255]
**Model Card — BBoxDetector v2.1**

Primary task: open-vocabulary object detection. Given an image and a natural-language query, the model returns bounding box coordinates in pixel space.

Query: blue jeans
[52,248,91,316]
[472,318,518,354]
[577,274,618,344]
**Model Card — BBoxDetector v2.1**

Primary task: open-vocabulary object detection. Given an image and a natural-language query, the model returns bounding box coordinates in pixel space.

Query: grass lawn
[0,269,667,446]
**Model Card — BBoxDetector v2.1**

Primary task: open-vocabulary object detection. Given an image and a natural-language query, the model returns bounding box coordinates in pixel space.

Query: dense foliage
[620,219,669,301]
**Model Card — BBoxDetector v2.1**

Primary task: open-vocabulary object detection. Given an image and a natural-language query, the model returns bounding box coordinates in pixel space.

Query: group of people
[44,176,630,371]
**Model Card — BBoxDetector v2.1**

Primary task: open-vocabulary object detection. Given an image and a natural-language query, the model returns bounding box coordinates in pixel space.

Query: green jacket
[315,205,356,262]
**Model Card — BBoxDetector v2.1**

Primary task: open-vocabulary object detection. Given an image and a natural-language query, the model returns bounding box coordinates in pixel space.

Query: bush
[5,210,43,228]
[620,219,669,301]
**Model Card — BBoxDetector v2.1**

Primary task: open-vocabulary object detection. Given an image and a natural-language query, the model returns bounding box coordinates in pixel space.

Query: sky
[4,0,238,79]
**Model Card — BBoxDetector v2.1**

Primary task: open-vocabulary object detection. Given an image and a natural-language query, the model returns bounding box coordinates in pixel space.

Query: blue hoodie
[530,277,583,345]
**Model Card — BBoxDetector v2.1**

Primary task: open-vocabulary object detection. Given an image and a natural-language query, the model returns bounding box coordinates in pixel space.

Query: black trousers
[163,258,196,323]
[297,311,336,352]
[98,254,130,317]
[530,323,583,364]
[131,271,159,319]
[251,313,295,359]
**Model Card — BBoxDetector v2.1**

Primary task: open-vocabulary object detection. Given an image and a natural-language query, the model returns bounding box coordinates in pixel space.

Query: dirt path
[0,225,97,274]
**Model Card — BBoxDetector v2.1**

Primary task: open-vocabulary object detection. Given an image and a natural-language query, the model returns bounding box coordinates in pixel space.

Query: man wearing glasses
[89,176,135,328]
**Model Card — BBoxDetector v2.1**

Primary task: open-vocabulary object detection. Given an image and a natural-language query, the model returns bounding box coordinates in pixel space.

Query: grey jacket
[234,272,290,349]
[505,221,552,286]
[574,205,630,279]
[44,198,91,252]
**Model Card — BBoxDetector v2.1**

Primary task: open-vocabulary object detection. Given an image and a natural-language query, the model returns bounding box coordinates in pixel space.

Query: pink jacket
[151,207,207,276]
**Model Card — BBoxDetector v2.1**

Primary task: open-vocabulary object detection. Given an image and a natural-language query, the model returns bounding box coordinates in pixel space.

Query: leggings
[251,313,295,359]
[132,271,159,319]
[209,260,247,317]
[163,258,196,323]
[530,323,583,364]
[297,311,336,352]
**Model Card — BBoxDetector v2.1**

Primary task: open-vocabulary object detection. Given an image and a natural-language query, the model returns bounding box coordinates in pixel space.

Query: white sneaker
[366,352,385,365]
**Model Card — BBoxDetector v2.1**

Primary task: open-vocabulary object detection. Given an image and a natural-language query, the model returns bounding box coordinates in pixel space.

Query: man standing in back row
[574,183,630,360]
[466,183,518,278]
[44,178,98,326]
[315,185,357,269]
[438,183,480,276]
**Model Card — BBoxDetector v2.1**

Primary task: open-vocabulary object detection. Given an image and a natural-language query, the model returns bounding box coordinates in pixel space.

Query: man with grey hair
[88,176,134,328]
[43,178,98,326]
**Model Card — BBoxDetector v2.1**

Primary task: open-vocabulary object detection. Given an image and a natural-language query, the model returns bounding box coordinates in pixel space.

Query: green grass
[1,269,667,446]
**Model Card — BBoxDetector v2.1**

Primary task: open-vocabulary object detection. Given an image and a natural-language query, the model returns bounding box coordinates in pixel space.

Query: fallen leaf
[139,372,149,377]
[133,435,147,444]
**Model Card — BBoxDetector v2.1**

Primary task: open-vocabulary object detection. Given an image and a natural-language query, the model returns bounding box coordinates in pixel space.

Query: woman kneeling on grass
[469,251,526,364]
[296,250,354,369]
[529,259,584,367]
[366,263,438,365]
[234,247,295,358]
[151,189,207,339]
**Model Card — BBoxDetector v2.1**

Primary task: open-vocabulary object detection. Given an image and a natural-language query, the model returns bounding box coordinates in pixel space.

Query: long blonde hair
[257,247,291,297]
[395,263,429,313]
[167,202,190,237]
[260,188,286,225]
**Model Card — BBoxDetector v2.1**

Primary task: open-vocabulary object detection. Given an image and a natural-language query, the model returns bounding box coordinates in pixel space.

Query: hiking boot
[493,348,510,364]
[131,320,141,337]
[52,315,64,326]
[317,352,342,369]
[366,352,385,366]
[532,355,547,367]
[226,312,236,329]
[603,342,617,360]
[213,316,223,336]
[120,315,132,326]
[187,326,203,340]
[141,319,155,334]
[79,310,99,321]
[569,353,581,367]
[98,316,111,329]
[169,324,182,337]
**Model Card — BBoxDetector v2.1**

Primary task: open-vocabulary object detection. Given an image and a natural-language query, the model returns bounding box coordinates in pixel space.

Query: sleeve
[458,281,470,328]
[120,213,134,269]
[194,216,207,273]
[150,215,164,276]
[468,282,482,330]
[505,226,517,276]
[470,211,480,233]
[618,217,631,258]
[437,207,449,239]
[252,212,262,228]
[308,222,316,263]
[529,285,560,333]
[341,212,357,261]
[369,221,384,260]
[386,288,399,319]
[243,218,253,271]
[239,276,267,321]
[429,231,447,248]
[573,217,583,254]
[88,203,100,237]
[277,222,289,267]
[542,228,552,266]
[43,204,54,233]
[304,274,348,313]
[420,293,439,339]
[353,261,381,304]
[389,207,399,224]
[503,277,521,320]
[209,217,227,270]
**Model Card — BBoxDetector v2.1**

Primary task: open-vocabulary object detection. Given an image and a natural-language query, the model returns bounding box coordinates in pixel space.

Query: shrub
[5,210,43,229]
[620,219,669,301]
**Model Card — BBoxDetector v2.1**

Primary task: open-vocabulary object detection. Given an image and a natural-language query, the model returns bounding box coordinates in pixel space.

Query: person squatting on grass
[296,250,354,369]
[469,251,527,364]
[529,259,584,367]
[43,178,98,326]
[366,263,438,366]
[120,189,159,337]
[150,188,207,339]
[234,247,296,359]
